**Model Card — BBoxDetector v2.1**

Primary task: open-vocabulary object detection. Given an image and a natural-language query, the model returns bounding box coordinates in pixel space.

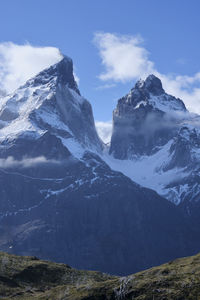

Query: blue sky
[0,0,200,129]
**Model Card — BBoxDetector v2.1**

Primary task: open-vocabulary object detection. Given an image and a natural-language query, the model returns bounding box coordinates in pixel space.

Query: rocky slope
[0,251,200,299]
[0,57,198,275]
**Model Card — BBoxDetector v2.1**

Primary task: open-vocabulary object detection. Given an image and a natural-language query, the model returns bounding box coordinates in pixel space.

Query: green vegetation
[0,251,200,299]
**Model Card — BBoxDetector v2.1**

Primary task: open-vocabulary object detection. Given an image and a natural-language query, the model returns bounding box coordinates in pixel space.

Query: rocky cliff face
[0,59,197,276]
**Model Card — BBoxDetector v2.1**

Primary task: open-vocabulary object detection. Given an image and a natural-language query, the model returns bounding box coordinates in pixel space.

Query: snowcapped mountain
[0,57,199,275]
[108,74,200,210]
[0,56,102,159]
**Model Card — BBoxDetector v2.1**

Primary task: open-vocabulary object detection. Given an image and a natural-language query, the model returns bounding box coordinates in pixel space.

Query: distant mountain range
[0,55,199,275]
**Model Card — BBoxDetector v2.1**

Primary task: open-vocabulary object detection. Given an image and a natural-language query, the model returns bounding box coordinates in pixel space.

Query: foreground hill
[0,251,200,299]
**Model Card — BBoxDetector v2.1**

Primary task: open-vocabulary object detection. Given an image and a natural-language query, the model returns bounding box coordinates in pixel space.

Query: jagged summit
[25,55,80,95]
[135,74,164,96]
[117,74,186,115]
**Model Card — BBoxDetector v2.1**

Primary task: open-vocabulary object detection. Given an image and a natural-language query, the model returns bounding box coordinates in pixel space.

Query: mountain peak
[119,73,186,115]
[135,74,164,96]
[0,53,102,152]
[27,55,80,95]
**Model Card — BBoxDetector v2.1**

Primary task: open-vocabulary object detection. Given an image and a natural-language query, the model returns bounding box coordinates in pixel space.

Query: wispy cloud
[73,72,80,85]
[159,73,200,114]
[94,32,200,114]
[0,42,63,93]
[0,156,59,169]
[95,121,112,144]
[94,32,155,82]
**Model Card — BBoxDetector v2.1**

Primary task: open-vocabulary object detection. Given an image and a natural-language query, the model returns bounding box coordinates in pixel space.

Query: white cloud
[95,121,112,144]
[160,73,200,114]
[0,156,59,169]
[0,42,63,93]
[94,32,155,82]
[94,32,200,114]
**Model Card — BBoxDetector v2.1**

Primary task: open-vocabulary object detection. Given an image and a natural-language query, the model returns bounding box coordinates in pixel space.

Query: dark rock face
[143,74,164,95]
[110,106,175,158]
[164,127,200,171]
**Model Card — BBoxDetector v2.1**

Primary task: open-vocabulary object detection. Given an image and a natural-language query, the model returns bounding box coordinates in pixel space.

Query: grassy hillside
[0,251,200,299]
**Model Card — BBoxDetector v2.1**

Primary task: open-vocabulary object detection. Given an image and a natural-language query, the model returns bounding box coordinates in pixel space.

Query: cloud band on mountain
[0,156,60,169]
